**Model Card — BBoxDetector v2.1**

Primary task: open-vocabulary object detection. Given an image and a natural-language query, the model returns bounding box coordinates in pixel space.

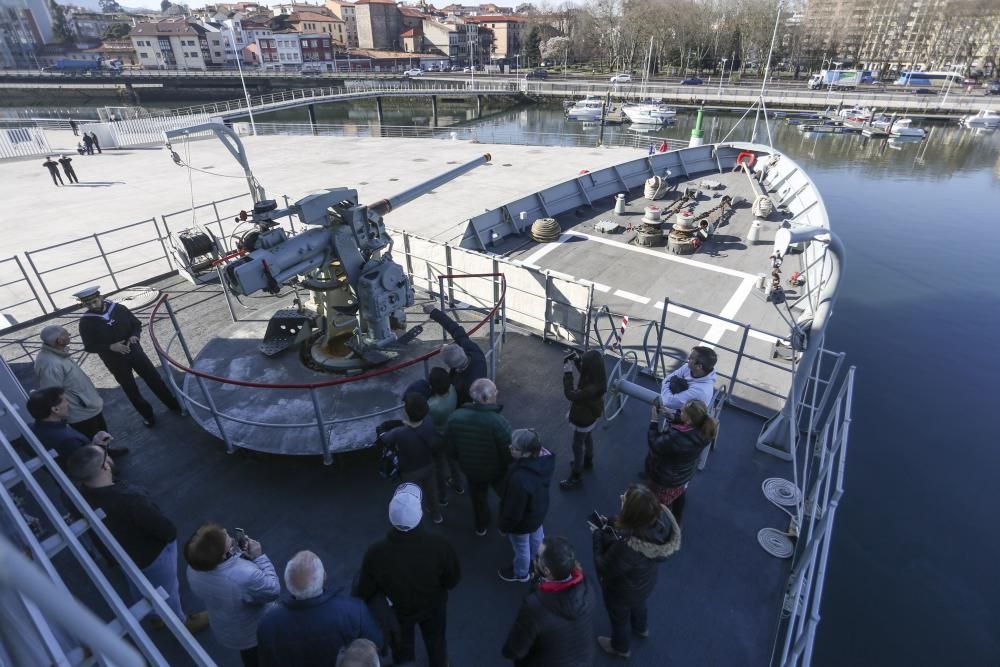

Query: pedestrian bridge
[153,81,525,124]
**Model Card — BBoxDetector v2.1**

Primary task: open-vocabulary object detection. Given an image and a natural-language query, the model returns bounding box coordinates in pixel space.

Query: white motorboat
[622,103,677,125]
[838,106,873,122]
[959,109,1000,129]
[871,116,926,138]
[566,97,605,122]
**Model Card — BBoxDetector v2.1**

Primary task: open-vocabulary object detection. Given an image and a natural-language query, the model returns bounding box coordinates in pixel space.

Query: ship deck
[2,272,793,666]
[1,136,808,665]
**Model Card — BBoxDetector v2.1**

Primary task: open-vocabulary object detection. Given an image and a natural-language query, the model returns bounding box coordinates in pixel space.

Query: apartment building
[299,32,334,64]
[273,29,303,65]
[464,14,521,60]
[353,0,402,50]
[0,0,52,68]
[129,19,226,70]
[65,10,130,40]
[325,0,359,48]
[286,10,345,46]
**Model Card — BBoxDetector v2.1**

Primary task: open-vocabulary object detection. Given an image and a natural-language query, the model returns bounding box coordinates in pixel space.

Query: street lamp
[718,57,728,94]
[227,29,257,136]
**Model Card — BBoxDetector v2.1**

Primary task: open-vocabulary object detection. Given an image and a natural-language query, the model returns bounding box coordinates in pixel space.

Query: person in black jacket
[646,399,717,523]
[421,303,487,407]
[592,484,680,658]
[356,483,461,667]
[502,536,594,667]
[498,429,555,583]
[74,286,181,427]
[58,154,79,183]
[43,156,64,186]
[67,445,209,633]
[559,350,607,490]
[383,393,443,524]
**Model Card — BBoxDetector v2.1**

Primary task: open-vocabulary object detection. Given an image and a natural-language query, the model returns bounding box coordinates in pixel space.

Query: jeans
[509,526,545,578]
[239,646,259,667]
[571,429,594,475]
[129,540,183,619]
[400,463,442,521]
[607,603,649,653]
[395,603,448,667]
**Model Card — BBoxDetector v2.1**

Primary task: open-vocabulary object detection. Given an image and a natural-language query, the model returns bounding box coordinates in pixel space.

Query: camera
[234,527,249,551]
[587,511,608,530]
[668,375,690,395]
[563,350,580,364]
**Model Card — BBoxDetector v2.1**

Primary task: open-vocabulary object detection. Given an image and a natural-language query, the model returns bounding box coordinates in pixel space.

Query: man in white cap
[34,325,107,438]
[356,483,461,667]
[74,286,181,427]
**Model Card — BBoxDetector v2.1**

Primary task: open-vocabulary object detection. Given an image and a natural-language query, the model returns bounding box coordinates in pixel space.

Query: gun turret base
[304,332,401,373]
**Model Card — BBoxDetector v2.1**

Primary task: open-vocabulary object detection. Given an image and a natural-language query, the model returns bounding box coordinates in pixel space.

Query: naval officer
[74,286,181,427]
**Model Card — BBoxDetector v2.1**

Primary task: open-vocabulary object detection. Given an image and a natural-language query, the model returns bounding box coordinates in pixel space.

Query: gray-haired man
[498,429,555,583]
[34,325,107,438]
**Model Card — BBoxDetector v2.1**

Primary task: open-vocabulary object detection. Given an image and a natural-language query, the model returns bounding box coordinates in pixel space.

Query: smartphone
[234,527,248,550]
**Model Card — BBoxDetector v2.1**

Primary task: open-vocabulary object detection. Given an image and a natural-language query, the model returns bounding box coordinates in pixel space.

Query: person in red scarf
[501,536,594,666]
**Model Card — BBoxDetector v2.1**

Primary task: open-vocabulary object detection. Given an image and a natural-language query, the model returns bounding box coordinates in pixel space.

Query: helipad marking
[613,289,651,305]
[564,231,757,280]
[651,302,695,318]
[578,279,612,293]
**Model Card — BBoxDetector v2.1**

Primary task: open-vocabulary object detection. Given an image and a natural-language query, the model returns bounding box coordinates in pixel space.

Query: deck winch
[668,209,701,254]
[635,205,666,247]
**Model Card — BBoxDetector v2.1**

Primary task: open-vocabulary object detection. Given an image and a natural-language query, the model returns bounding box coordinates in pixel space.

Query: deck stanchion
[729,325,751,397]
[651,297,669,376]
[309,387,331,465]
[150,216,173,270]
[93,234,119,290]
[164,298,234,454]
[13,255,47,316]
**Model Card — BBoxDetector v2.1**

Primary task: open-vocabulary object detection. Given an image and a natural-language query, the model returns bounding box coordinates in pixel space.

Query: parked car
[610,73,632,83]
[428,65,441,72]
[463,66,472,72]
[526,69,548,80]
[910,87,936,95]
[986,80,1000,95]
[681,77,704,85]
[404,68,422,76]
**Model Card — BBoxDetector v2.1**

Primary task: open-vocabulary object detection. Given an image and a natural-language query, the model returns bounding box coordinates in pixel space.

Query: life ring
[736,151,756,169]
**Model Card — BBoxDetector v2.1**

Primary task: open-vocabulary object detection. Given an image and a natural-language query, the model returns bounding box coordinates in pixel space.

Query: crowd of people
[25,289,721,665]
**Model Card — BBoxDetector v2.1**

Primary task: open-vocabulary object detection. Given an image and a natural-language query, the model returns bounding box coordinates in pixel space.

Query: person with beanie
[497,429,555,583]
[427,366,463,502]
[382,393,443,523]
[421,303,488,406]
[501,536,594,667]
[559,350,607,491]
[356,484,461,667]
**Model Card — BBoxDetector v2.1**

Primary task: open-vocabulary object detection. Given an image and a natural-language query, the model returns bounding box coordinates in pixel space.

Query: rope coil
[530,218,562,243]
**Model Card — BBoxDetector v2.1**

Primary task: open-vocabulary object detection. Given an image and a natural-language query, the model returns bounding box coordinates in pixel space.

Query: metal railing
[234,121,688,151]
[0,390,215,665]
[147,273,507,464]
[0,125,52,159]
[0,193,253,329]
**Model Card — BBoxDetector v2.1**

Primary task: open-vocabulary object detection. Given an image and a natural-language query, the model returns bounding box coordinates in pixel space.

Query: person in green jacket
[444,378,512,536]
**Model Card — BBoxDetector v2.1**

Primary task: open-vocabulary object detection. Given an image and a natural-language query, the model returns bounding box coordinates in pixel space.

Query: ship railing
[0,192,253,328]
[146,273,507,465]
[772,364,855,666]
[0,391,215,666]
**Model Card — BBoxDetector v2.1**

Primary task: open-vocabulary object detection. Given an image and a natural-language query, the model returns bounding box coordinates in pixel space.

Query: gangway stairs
[0,382,215,666]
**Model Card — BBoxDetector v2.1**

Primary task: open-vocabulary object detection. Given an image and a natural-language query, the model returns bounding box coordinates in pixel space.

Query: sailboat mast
[752,0,784,143]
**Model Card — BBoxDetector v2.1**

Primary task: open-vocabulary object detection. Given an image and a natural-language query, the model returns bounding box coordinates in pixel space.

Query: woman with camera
[559,350,607,491]
[591,484,680,658]
[645,399,718,523]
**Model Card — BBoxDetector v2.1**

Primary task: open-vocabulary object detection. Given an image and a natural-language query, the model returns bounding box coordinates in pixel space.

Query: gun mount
[163,123,491,371]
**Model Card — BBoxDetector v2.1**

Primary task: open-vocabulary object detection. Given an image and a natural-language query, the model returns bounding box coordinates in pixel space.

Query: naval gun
[163,123,491,371]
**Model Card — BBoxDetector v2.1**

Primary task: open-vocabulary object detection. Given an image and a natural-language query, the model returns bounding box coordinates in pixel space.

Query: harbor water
[6,98,1000,664]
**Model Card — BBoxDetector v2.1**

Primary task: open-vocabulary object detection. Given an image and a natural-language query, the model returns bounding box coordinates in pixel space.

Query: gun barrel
[368,153,491,216]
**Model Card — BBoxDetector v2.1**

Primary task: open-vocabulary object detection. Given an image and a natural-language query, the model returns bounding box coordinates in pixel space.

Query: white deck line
[521,234,570,265]
[564,231,758,280]
[651,302,695,318]
[613,289,651,305]
[578,279,611,293]
[702,277,756,347]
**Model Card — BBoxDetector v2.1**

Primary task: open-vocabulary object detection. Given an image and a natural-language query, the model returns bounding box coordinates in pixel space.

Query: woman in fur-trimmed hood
[591,484,681,657]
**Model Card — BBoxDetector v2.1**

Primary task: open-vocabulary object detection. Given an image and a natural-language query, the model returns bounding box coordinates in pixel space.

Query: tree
[99,0,122,12]
[48,0,73,44]
[516,3,536,12]
[160,0,172,12]
[103,23,131,40]
[541,36,570,64]
[525,26,542,66]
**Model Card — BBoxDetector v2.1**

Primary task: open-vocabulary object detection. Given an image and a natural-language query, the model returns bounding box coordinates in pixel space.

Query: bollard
[614,193,627,215]
[747,220,762,244]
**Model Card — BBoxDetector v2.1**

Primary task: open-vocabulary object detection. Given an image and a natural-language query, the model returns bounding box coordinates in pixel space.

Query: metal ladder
[0,390,216,666]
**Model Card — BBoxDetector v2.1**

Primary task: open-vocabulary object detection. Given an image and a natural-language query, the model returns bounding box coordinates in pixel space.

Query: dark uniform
[43,158,63,186]
[58,156,79,184]
[89,132,102,154]
[78,300,180,424]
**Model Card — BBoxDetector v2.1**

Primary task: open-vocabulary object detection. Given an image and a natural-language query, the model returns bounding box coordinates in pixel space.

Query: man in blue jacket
[498,429,555,583]
[257,550,382,666]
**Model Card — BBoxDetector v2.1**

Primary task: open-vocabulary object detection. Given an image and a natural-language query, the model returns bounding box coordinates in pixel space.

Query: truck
[42,58,123,74]
[808,69,863,90]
